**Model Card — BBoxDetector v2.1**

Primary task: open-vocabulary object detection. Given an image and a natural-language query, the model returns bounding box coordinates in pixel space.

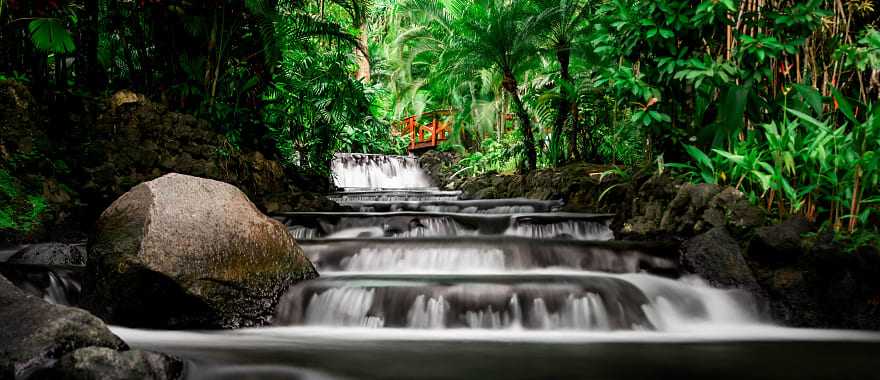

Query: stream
[6,153,880,379]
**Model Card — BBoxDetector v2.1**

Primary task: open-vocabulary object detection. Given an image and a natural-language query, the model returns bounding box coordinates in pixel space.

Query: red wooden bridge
[402,109,453,152]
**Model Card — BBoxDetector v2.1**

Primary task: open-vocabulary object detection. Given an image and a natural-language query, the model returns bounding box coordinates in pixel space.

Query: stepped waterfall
[11,153,879,379]
[274,153,760,331]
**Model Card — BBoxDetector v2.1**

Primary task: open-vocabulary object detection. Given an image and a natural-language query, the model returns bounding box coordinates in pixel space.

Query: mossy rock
[85,173,318,329]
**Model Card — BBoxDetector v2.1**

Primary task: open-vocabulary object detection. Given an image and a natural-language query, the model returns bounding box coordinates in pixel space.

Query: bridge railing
[403,109,454,151]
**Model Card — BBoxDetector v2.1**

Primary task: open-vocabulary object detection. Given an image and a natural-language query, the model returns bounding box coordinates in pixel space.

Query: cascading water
[331,153,434,189]
[102,153,880,379]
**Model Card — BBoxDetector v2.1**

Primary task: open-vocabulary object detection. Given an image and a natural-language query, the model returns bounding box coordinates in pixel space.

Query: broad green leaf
[684,144,714,172]
[786,108,825,129]
[713,149,744,164]
[28,19,76,53]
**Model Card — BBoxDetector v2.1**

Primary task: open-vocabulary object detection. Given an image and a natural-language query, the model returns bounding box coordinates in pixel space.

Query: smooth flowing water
[9,153,880,379]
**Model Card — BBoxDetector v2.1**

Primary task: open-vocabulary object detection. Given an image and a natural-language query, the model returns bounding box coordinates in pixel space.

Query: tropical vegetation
[1,0,878,238]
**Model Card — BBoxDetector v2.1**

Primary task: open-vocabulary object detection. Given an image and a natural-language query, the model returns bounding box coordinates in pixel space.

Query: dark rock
[417,150,461,189]
[749,216,812,266]
[85,173,318,328]
[35,347,183,380]
[0,274,124,377]
[623,179,765,239]
[659,183,721,234]
[7,243,87,266]
[680,227,761,294]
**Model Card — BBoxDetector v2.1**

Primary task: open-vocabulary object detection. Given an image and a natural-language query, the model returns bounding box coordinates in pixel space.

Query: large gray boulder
[85,173,317,329]
[0,274,182,379]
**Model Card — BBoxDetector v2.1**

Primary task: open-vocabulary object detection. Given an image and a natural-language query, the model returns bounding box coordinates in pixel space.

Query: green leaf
[793,84,823,115]
[713,149,744,164]
[786,108,825,129]
[28,19,76,53]
[684,144,714,172]
[831,87,859,126]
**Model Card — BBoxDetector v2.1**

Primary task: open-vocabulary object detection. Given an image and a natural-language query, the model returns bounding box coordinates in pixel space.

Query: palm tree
[533,0,592,165]
[407,0,545,170]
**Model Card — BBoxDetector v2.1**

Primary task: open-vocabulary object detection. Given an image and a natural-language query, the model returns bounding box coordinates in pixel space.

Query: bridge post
[430,115,437,147]
[408,117,416,150]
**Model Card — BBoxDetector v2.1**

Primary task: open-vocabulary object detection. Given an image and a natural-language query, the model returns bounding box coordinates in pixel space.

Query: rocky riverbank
[2,173,318,378]
[418,151,880,330]
[1,81,339,244]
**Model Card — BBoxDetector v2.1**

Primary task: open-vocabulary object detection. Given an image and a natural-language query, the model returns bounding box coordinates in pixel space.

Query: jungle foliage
[0,0,401,175]
[1,0,879,235]
[370,0,879,234]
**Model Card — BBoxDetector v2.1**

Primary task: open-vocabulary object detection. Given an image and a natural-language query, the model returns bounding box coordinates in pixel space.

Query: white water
[341,247,507,272]
[332,153,434,189]
[288,271,760,331]
[304,288,384,328]
[505,220,615,241]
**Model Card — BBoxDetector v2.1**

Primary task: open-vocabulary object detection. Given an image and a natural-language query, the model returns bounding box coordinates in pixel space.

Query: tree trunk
[569,101,581,160]
[77,0,101,91]
[502,71,537,171]
[551,44,571,166]
[355,23,370,82]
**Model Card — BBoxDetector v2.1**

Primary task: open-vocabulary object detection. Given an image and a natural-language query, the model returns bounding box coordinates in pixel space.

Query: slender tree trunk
[502,71,536,171]
[77,0,101,91]
[551,44,571,166]
[355,23,370,82]
[569,101,581,160]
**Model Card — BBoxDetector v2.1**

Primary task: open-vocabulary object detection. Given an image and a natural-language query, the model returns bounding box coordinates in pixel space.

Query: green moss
[0,168,50,235]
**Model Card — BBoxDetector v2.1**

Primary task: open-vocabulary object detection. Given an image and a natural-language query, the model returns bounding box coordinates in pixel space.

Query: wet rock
[417,150,461,189]
[749,216,812,266]
[659,183,721,234]
[624,180,765,239]
[7,243,87,266]
[85,173,318,328]
[36,347,183,380]
[680,227,761,293]
[0,274,124,377]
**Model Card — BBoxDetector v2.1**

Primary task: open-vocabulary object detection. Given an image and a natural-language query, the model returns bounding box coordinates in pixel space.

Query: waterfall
[340,247,507,273]
[505,220,615,241]
[331,153,434,189]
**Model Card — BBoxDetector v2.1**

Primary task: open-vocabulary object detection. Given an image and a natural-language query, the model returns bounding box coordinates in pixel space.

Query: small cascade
[303,288,385,328]
[303,238,677,274]
[331,153,434,189]
[274,273,757,331]
[0,265,82,306]
[341,247,507,272]
[280,212,613,240]
[506,219,615,241]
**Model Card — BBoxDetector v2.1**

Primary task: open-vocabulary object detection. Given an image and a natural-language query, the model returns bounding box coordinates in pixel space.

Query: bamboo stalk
[848,168,861,233]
